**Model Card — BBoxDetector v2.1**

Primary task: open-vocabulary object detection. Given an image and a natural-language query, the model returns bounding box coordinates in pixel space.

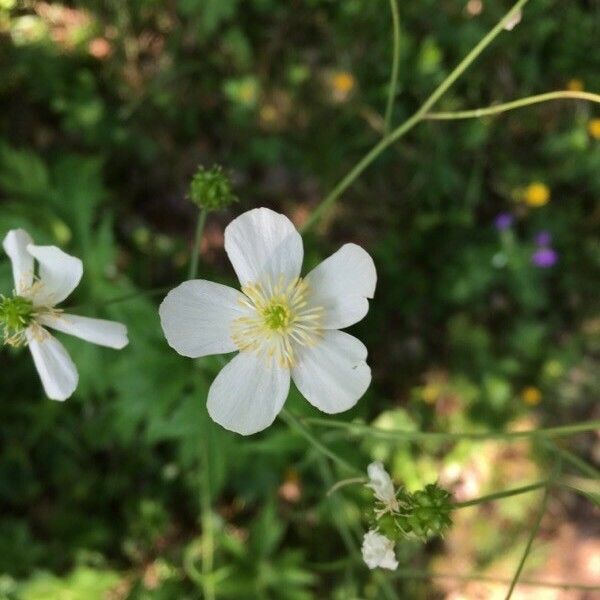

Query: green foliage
[0,0,598,597]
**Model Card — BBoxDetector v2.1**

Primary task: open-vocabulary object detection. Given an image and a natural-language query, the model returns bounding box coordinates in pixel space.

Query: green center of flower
[231,276,324,368]
[0,294,35,346]
[262,301,291,331]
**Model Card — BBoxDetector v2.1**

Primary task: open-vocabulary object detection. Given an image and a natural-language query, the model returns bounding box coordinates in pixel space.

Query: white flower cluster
[361,461,399,571]
[2,208,376,431]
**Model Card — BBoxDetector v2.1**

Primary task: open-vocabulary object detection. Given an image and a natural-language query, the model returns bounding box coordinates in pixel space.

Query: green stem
[453,480,549,509]
[383,0,401,135]
[424,90,600,120]
[301,0,531,232]
[505,460,561,599]
[388,568,600,592]
[279,409,359,474]
[549,441,600,480]
[188,208,207,280]
[303,417,600,442]
[504,491,550,599]
[200,440,215,600]
[311,557,600,591]
[188,206,214,600]
[327,477,367,496]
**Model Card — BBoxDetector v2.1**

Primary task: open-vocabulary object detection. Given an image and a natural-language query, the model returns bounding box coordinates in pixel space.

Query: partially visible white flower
[1,229,128,401]
[367,461,399,514]
[160,208,376,436]
[361,530,398,570]
[504,8,522,31]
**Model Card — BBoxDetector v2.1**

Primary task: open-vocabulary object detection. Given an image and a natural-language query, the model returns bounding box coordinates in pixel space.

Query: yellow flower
[421,384,441,404]
[521,386,542,406]
[587,119,600,140]
[567,79,584,92]
[523,182,550,207]
[332,71,355,95]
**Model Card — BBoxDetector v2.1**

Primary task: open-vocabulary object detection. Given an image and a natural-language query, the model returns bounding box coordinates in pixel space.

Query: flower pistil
[231,275,324,368]
[0,294,36,347]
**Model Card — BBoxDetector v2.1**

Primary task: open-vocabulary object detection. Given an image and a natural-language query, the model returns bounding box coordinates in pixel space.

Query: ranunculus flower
[1,229,128,400]
[361,530,398,570]
[160,208,376,435]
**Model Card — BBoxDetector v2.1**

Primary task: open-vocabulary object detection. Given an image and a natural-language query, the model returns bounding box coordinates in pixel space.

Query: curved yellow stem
[424,90,600,120]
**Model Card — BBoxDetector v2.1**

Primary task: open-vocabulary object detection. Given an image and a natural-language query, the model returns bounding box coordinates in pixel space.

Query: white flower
[361,530,398,570]
[367,461,398,513]
[160,207,376,436]
[1,229,129,401]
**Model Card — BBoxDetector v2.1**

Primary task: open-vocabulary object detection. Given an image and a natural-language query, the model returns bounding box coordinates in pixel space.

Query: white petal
[361,531,398,571]
[38,313,129,349]
[224,208,303,286]
[159,280,245,358]
[26,244,83,306]
[291,330,371,414]
[27,328,78,401]
[2,229,34,293]
[207,351,290,435]
[305,243,376,329]
[367,462,396,505]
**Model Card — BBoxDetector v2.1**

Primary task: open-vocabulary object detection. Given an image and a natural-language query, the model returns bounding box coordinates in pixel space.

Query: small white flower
[160,208,376,436]
[367,461,398,513]
[2,229,129,401]
[361,530,398,570]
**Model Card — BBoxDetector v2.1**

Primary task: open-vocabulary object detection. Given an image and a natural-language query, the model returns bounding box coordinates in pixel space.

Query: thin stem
[383,0,401,135]
[303,417,600,442]
[200,440,215,600]
[453,480,549,509]
[301,0,531,232]
[549,441,600,480]
[318,460,359,556]
[188,208,207,280]
[389,568,600,592]
[504,461,561,599]
[504,487,551,599]
[279,409,359,474]
[327,477,367,496]
[424,90,600,120]
[310,557,600,591]
[188,205,214,600]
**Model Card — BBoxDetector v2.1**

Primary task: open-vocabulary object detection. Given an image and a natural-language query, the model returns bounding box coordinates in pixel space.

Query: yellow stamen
[231,276,324,368]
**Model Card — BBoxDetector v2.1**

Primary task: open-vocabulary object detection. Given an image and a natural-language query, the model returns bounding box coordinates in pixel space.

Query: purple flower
[535,231,552,247]
[532,247,558,268]
[494,212,514,231]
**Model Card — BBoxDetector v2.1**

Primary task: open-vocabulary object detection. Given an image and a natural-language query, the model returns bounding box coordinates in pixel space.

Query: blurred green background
[1,0,599,598]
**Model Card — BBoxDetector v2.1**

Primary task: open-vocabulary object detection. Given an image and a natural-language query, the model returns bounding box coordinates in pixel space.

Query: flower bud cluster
[361,462,453,570]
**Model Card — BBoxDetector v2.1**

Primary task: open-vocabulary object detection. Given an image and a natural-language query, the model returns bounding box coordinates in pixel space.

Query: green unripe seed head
[0,295,35,346]
[188,165,238,211]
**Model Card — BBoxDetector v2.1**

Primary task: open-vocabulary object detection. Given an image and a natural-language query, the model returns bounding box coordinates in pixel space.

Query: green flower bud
[369,483,452,543]
[188,165,238,211]
[0,294,35,347]
[406,484,452,540]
